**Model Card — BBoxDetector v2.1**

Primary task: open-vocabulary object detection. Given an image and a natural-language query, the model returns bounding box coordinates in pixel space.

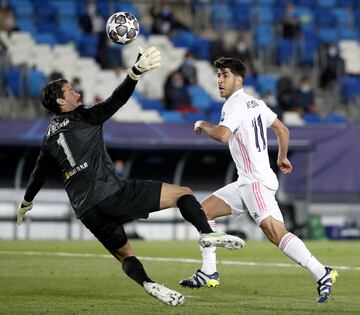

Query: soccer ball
[106,11,140,45]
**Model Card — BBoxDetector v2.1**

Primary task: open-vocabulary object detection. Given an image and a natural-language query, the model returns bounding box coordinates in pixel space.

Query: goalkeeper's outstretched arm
[18,146,52,225]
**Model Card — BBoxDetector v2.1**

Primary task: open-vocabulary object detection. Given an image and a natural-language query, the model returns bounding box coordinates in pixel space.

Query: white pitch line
[0,250,359,271]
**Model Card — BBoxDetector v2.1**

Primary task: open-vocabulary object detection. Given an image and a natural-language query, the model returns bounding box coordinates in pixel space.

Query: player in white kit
[179,57,338,303]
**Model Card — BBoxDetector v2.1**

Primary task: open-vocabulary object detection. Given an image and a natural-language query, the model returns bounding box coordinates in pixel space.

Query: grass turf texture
[0,240,359,315]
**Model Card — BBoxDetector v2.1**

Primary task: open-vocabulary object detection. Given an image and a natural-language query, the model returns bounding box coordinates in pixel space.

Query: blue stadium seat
[303,113,322,124]
[187,86,212,112]
[211,4,233,29]
[193,37,211,60]
[77,34,99,58]
[316,0,336,8]
[11,1,33,18]
[256,74,277,95]
[34,33,57,46]
[4,67,23,97]
[161,111,185,123]
[254,25,274,50]
[299,29,319,65]
[336,0,358,6]
[15,17,36,35]
[276,39,296,64]
[184,112,207,123]
[317,27,338,44]
[231,5,251,30]
[340,75,360,104]
[140,98,164,111]
[252,6,274,25]
[325,113,348,124]
[314,9,337,28]
[26,68,47,98]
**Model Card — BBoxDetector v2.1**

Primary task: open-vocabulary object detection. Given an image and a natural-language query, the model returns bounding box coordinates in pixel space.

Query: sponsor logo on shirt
[47,118,70,136]
[63,162,88,180]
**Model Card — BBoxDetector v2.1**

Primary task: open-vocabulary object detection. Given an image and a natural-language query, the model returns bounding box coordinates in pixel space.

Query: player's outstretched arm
[127,46,161,80]
[17,199,33,225]
[194,120,232,143]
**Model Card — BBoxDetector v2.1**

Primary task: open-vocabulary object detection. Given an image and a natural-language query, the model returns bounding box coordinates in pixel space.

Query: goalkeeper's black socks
[177,194,213,234]
[122,256,153,286]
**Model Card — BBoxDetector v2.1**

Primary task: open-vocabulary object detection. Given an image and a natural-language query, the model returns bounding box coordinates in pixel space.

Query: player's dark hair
[40,78,68,114]
[214,57,246,79]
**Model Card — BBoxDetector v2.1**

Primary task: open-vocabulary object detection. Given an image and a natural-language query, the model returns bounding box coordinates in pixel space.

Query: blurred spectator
[227,34,256,75]
[209,38,227,64]
[98,37,125,73]
[263,91,282,117]
[72,77,84,103]
[114,159,126,178]
[150,1,188,35]
[164,70,193,112]
[0,7,17,34]
[79,0,105,36]
[276,75,295,112]
[179,51,197,85]
[318,43,344,90]
[293,75,318,114]
[278,2,301,40]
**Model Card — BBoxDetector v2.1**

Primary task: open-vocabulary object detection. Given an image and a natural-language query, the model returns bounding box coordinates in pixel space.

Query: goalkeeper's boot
[179,269,219,289]
[199,232,245,250]
[143,282,184,306]
[317,267,339,303]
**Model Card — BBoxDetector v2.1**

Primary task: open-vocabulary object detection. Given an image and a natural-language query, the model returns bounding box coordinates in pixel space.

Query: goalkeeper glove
[17,199,33,225]
[127,46,161,80]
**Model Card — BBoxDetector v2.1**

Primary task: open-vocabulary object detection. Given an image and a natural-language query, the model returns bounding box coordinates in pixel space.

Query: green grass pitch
[0,240,359,315]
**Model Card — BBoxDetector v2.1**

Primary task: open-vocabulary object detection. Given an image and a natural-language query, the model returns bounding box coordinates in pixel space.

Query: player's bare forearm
[271,119,292,173]
[194,120,231,143]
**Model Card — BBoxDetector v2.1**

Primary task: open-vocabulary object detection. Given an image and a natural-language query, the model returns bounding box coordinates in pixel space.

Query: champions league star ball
[106,12,140,45]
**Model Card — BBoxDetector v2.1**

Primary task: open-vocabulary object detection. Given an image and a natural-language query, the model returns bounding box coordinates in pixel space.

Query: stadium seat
[4,67,23,97]
[316,0,336,8]
[303,113,322,124]
[25,68,47,98]
[256,74,277,95]
[276,39,296,64]
[325,113,348,124]
[184,112,207,123]
[161,111,185,123]
[187,85,212,112]
[77,34,99,58]
[231,5,251,30]
[340,75,360,103]
[140,98,164,111]
[317,28,338,44]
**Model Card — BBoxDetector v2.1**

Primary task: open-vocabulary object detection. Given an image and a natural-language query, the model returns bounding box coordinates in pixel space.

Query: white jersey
[219,88,278,190]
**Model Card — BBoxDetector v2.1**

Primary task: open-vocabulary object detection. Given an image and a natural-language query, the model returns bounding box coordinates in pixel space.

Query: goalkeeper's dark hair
[214,57,246,79]
[41,78,68,114]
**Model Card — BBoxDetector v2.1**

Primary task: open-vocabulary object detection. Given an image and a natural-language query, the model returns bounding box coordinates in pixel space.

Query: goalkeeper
[17,47,244,307]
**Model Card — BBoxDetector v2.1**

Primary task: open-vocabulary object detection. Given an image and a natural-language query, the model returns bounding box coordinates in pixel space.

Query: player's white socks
[201,220,217,275]
[279,232,326,280]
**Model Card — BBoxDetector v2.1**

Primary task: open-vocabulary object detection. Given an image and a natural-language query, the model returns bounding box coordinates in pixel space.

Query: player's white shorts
[212,181,284,226]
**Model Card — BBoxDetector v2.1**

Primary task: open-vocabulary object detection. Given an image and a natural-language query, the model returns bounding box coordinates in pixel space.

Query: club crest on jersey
[246,100,259,109]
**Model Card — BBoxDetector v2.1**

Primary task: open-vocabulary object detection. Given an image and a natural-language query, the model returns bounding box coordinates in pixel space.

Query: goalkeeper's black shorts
[80,179,162,250]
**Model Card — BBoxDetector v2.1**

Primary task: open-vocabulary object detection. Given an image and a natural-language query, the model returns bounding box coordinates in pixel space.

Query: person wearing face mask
[293,75,318,114]
[164,70,193,112]
[179,51,198,86]
[319,43,344,89]
[227,35,256,75]
[79,0,104,36]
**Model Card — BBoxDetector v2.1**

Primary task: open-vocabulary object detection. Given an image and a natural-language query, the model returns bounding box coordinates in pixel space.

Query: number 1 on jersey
[252,114,266,152]
[57,132,76,167]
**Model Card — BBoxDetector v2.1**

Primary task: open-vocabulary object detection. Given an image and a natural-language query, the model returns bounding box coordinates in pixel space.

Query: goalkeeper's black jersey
[24,76,137,218]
